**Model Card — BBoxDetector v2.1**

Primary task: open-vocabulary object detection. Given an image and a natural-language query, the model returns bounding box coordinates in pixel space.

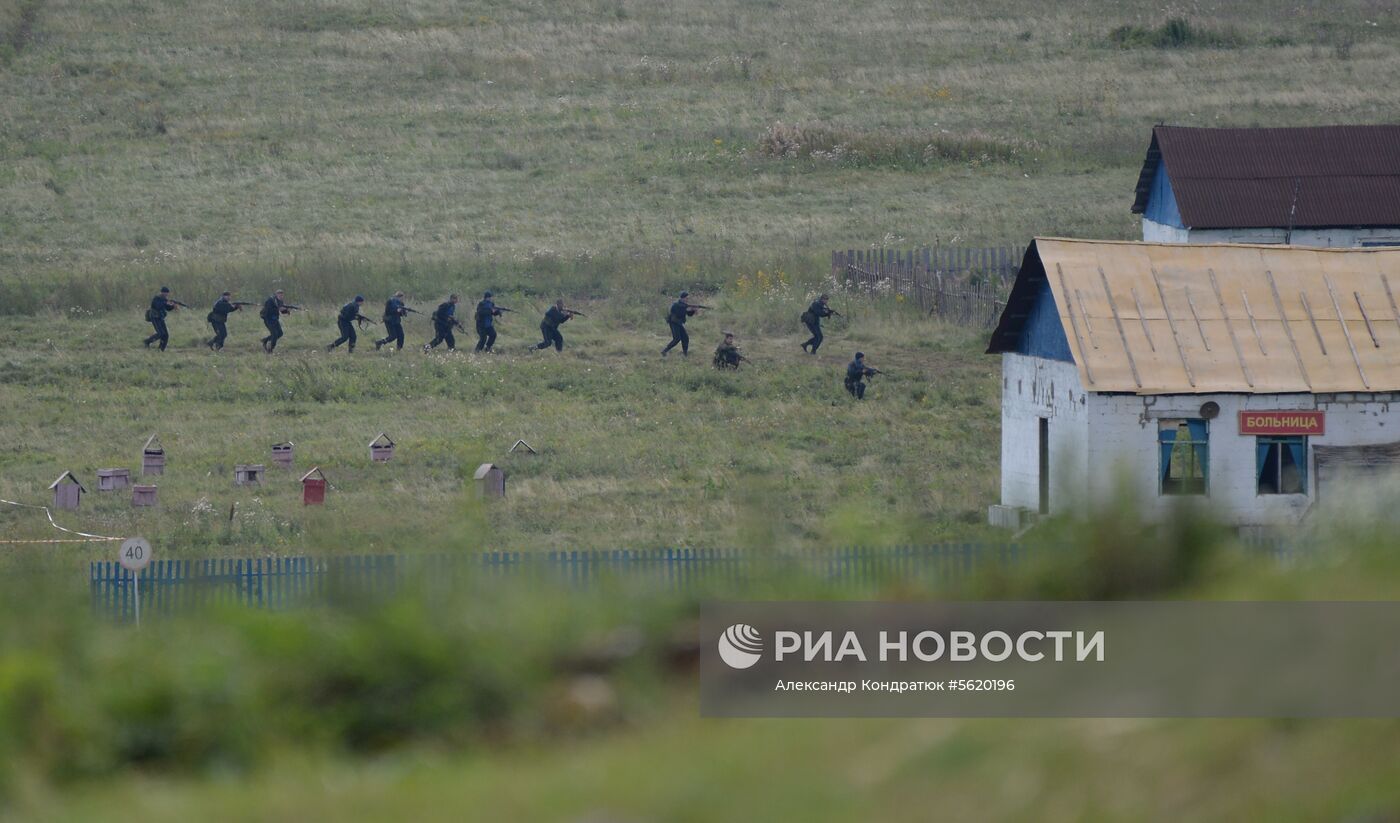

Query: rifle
[282,304,304,312]
[828,309,843,318]
[231,301,255,307]
[169,300,190,309]
[354,315,378,327]
[564,309,587,317]
[866,367,886,377]
[494,307,516,314]
[687,304,714,310]
[401,306,422,315]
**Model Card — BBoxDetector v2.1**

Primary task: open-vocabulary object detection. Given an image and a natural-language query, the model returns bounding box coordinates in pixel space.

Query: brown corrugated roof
[1131,125,1400,229]
[991,238,1400,395]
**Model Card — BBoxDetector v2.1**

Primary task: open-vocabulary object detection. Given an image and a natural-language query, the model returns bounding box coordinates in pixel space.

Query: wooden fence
[831,246,1020,327]
[89,541,1300,621]
[90,545,1032,620]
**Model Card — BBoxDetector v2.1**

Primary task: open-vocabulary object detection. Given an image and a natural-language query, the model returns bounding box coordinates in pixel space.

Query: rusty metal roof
[992,238,1400,395]
[1131,125,1400,229]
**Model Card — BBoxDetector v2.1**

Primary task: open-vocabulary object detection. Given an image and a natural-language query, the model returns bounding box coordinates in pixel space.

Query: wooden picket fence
[88,540,1301,621]
[831,246,1020,327]
[89,545,1033,620]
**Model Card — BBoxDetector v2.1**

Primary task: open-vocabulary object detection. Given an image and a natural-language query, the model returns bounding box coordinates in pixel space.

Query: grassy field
[0,295,1000,557]
[23,713,1400,823]
[3,0,1399,281]
[4,0,1400,819]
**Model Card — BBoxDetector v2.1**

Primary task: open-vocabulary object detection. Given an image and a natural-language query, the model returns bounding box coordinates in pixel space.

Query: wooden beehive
[474,463,506,499]
[49,471,85,511]
[369,432,395,463]
[131,484,158,507]
[271,442,294,469]
[300,467,327,506]
[234,464,265,485]
[142,433,165,476]
[96,468,131,491]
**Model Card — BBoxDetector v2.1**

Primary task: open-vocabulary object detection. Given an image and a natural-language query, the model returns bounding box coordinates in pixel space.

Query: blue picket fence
[89,540,1298,621]
[89,545,1035,621]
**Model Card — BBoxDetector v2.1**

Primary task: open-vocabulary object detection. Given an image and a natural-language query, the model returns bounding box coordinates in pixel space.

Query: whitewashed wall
[1000,354,1088,515]
[1082,391,1400,525]
[1142,218,1400,248]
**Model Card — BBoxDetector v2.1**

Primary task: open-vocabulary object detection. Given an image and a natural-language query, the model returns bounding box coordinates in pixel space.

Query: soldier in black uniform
[425,294,461,351]
[260,289,290,352]
[713,332,746,369]
[327,295,371,353]
[801,293,838,354]
[534,299,579,352]
[661,291,704,357]
[143,287,181,350]
[376,291,410,351]
[844,352,881,400]
[474,291,504,352]
[206,292,242,351]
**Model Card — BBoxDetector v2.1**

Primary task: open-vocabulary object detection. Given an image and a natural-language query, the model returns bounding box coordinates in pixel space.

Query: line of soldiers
[142,287,883,397]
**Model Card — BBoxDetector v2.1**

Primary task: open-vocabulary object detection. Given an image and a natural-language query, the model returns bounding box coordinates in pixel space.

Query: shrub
[1108,18,1245,49]
[756,122,1035,169]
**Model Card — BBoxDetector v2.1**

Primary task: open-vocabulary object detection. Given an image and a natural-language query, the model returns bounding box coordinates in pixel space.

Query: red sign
[1238,411,1325,436]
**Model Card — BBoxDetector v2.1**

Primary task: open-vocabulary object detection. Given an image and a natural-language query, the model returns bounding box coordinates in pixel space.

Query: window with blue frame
[1159,419,1208,495]
[1257,436,1307,495]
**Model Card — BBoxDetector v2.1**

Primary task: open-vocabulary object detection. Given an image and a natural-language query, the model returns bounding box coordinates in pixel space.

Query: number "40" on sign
[119,538,152,572]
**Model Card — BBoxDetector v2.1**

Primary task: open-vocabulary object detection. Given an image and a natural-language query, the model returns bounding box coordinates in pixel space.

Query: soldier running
[260,288,294,353]
[375,291,411,351]
[534,299,581,352]
[844,352,882,400]
[474,291,506,352]
[206,291,243,351]
[425,294,461,351]
[661,291,707,357]
[800,293,839,354]
[142,286,184,350]
[327,295,372,353]
[713,332,747,369]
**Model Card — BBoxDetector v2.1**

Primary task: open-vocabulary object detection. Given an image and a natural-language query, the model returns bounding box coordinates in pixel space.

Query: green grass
[0,293,1000,557]
[4,0,1400,818]
[22,710,1400,823]
[3,0,1398,279]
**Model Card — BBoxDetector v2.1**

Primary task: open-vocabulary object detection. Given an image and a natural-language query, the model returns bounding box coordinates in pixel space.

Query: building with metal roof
[1133,125,1400,247]
[987,238,1400,529]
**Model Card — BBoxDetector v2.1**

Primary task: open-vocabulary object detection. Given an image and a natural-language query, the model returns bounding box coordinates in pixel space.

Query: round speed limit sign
[119,538,152,572]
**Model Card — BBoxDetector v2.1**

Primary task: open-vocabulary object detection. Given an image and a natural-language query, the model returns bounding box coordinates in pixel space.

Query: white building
[987,238,1400,528]
[1132,125,1400,248]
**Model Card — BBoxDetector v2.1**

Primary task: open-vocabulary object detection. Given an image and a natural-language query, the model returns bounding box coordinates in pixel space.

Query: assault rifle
[494,306,516,314]
[563,309,586,317]
[169,300,190,309]
[281,304,304,312]
[401,306,422,315]
[686,304,714,311]
[230,301,255,308]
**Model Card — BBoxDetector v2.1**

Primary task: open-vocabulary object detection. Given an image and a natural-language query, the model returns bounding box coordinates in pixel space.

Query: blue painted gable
[1145,160,1186,229]
[1017,280,1073,362]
